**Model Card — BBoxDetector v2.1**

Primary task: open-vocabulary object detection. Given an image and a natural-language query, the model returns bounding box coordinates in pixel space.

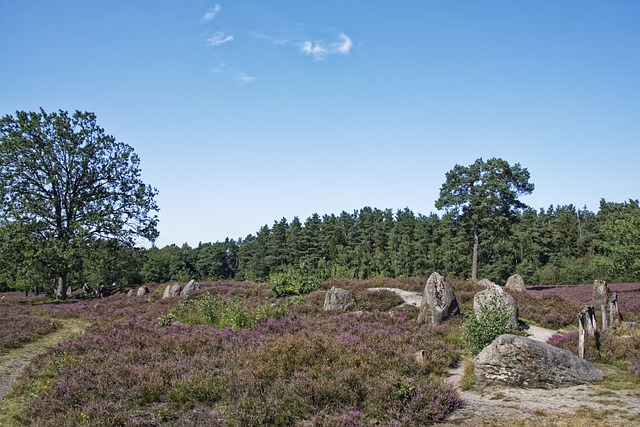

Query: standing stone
[162,283,183,299]
[593,279,612,331]
[504,274,526,293]
[474,334,605,388]
[323,287,355,311]
[417,272,460,324]
[136,286,150,297]
[180,280,200,297]
[473,281,519,329]
[127,289,135,297]
[592,280,611,307]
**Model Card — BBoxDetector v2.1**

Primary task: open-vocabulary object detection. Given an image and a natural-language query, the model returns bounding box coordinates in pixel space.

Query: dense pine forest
[136,200,640,287]
[3,200,640,294]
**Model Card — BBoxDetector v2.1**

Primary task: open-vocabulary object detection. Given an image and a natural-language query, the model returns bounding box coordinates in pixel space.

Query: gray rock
[162,283,183,299]
[180,279,200,297]
[136,286,150,297]
[127,289,135,297]
[473,282,519,329]
[474,334,605,388]
[323,286,355,311]
[417,272,460,324]
[505,274,526,293]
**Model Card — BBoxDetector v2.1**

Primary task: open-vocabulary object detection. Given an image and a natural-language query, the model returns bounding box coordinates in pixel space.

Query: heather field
[1,278,640,426]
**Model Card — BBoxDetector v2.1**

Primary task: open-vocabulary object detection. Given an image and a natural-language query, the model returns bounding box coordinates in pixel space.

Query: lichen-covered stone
[473,281,519,329]
[505,274,526,293]
[474,334,605,388]
[417,272,460,325]
[323,286,355,311]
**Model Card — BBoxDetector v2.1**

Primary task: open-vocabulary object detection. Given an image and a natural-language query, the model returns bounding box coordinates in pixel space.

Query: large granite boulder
[474,334,605,388]
[180,280,200,297]
[162,283,183,299]
[136,286,150,297]
[324,287,355,311]
[417,272,460,325]
[473,281,519,329]
[504,274,526,293]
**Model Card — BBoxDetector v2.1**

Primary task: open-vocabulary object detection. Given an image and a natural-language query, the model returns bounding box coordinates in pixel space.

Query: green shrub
[463,302,516,355]
[268,265,320,297]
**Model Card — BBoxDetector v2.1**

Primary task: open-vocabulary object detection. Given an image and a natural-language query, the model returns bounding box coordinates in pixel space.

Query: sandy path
[367,287,422,307]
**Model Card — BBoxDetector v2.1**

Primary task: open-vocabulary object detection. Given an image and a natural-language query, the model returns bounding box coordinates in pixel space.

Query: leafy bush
[268,265,320,297]
[463,302,516,355]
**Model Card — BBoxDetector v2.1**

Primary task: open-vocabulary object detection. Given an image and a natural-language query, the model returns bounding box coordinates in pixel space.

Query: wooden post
[587,305,597,336]
[610,292,619,328]
[578,308,587,359]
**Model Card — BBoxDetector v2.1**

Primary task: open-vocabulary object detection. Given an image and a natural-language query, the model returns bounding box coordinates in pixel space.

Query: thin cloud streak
[207,32,234,46]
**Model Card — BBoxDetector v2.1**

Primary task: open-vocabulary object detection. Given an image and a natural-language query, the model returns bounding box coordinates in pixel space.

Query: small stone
[323,287,355,311]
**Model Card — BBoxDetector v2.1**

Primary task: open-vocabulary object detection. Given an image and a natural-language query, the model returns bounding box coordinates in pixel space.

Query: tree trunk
[55,275,67,300]
[471,228,479,280]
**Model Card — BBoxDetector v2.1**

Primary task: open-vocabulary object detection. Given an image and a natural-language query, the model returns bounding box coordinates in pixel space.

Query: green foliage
[268,265,320,297]
[0,109,158,298]
[157,291,294,329]
[436,157,535,280]
[463,302,516,355]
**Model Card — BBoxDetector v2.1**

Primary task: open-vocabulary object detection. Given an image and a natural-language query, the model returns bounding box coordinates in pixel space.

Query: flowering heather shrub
[547,331,579,352]
[354,289,405,312]
[0,310,60,353]
[529,283,640,317]
[321,276,426,293]
[511,291,580,329]
[11,281,462,426]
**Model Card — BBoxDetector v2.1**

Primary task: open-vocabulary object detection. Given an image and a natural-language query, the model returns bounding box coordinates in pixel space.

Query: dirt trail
[0,318,87,402]
[367,287,422,307]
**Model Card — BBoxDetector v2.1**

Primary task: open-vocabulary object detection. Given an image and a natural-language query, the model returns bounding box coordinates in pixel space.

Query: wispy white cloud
[201,4,221,22]
[235,71,257,84]
[335,33,353,54]
[206,31,234,46]
[300,33,354,60]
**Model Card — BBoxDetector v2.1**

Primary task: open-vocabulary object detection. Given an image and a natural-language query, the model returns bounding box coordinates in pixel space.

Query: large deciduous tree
[435,157,534,280]
[0,109,159,298]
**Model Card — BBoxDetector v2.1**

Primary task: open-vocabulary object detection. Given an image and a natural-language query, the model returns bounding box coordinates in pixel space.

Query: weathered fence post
[609,292,620,328]
[578,307,587,359]
[578,305,598,359]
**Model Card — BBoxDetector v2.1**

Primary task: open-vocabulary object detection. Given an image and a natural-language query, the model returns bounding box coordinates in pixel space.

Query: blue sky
[1,1,639,247]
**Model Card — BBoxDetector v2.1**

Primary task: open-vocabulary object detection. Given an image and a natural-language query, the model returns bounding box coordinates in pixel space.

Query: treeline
[140,199,640,286]
[3,200,639,293]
